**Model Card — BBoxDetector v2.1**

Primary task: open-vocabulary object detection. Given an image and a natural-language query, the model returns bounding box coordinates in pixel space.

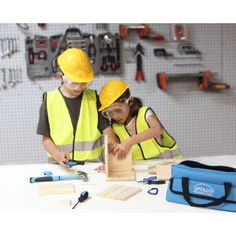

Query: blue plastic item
[64,160,85,167]
[43,171,53,176]
[147,187,159,195]
[30,174,82,183]
[137,176,157,183]
[166,161,236,212]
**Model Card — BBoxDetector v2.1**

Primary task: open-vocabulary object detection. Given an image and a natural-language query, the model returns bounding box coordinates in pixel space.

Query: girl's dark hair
[115,88,143,117]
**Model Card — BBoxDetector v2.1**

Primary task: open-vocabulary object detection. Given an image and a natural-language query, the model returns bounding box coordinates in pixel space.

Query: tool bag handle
[182,177,232,207]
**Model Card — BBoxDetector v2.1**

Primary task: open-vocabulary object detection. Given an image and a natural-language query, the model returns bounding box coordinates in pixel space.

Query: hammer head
[77,171,88,182]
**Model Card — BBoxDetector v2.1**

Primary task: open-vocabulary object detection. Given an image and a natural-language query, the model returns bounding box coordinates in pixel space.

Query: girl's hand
[54,152,71,168]
[113,140,132,160]
[108,142,117,154]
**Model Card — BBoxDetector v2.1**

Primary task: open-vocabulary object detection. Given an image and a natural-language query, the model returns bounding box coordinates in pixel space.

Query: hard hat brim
[63,70,94,83]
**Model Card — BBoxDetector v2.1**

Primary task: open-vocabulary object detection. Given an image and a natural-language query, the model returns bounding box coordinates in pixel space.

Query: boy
[37,48,117,167]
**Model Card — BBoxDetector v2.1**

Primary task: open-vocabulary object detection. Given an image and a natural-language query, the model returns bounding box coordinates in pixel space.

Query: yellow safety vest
[112,106,182,160]
[46,88,103,161]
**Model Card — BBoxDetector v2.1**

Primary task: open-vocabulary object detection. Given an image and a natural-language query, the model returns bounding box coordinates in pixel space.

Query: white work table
[0,155,235,213]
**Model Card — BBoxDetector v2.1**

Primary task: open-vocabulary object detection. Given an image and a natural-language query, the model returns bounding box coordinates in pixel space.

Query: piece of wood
[104,135,136,181]
[38,182,75,196]
[156,162,175,180]
[147,159,180,174]
[97,185,142,201]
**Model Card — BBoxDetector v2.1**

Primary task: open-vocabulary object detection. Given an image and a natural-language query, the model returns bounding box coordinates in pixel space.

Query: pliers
[137,176,166,185]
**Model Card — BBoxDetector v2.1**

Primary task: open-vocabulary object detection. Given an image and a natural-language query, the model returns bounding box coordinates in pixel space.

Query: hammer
[30,171,88,183]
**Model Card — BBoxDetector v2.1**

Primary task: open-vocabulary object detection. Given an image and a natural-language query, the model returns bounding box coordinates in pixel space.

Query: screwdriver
[72,191,89,209]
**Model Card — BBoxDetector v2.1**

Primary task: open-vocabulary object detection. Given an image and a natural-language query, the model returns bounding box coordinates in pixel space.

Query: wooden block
[107,151,133,172]
[148,165,156,174]
[156,163,174,180]
[97,185,142,201]
[104,135,135,181]
[107,170,136,181]
[38,183,75,196]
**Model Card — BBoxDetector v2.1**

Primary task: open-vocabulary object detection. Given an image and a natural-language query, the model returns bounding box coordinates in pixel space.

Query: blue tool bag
[166,161,236,212]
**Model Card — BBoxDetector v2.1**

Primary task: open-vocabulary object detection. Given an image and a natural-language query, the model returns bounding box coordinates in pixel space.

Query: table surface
[0,155,235,212]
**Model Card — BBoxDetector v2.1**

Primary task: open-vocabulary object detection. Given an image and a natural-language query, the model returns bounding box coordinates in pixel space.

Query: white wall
[0,23,235,164]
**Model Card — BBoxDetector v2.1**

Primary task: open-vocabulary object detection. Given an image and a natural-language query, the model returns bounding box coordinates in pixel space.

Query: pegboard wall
[0,23,235,165]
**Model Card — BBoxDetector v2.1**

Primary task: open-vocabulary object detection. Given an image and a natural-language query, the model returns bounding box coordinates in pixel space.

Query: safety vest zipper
[72,130,76,161]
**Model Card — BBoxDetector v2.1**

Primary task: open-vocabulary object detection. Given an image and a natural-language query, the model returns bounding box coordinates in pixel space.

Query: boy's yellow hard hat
[99,80,129,111]
[57,48,94,83]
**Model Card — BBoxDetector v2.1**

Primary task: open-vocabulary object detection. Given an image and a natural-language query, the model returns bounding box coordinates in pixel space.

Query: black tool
[135,43,145,81]
[88,35,96,64]
[106,43,117,71]
[72,191,89,209]
[26,38,34,64]
[115,36,120,68]
[153,48,173,58]
[101,56,108,72]
[147,180,166,185]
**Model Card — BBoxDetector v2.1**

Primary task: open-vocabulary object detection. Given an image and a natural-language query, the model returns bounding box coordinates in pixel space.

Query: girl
[99,79,182,160]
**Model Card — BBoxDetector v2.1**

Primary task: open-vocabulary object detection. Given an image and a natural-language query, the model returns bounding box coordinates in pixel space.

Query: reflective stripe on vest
[112,106,181,160]
[46,89,103,161]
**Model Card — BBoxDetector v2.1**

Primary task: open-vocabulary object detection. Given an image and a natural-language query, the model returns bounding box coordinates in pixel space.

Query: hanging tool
[171,24,188,41]
[135,43,145,82]
[101,56,108,72]
[29,170,88,183]
[72,191,89,209]
[142,34,165,41]
[178,42,201,56]
[119,24,150,39]
[99,33,117,72]
[1,68,7,89]
[35,37,47,48]
[88,35,96,64]
[50,34,63,53]
[157,71,230,91]
[34,50,47,60]
[153,48,174,58]
[115,35,120,68]
[26,38,34,64]
[198,70,230,90]
[105,34,117,71]
[64,27,86,50]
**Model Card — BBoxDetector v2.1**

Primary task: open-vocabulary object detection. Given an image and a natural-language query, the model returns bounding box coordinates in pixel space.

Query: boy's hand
[54,152,71,168]
[95,164,106,173]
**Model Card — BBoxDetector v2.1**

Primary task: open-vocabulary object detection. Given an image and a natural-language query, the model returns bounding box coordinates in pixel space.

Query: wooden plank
[97,185,142,201]
[38,182,75,196]
[107,170,136,181]
[104,135,135,181]
[156,162,175,180]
